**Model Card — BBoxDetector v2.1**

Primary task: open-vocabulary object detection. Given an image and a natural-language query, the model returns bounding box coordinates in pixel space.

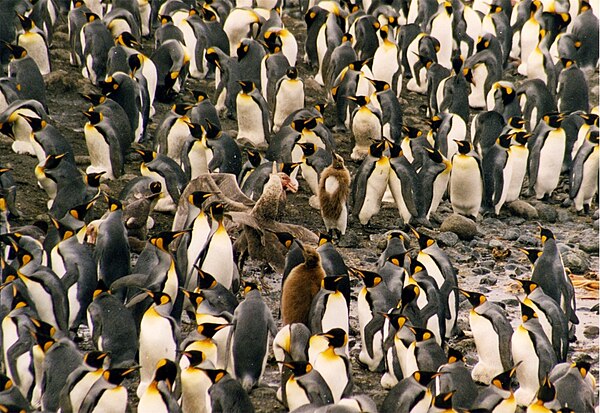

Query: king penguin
[351,141,390,226]
[450,140,483,220]
[16,13,51,76]
[236,80,271,149]
[569,129,598,214]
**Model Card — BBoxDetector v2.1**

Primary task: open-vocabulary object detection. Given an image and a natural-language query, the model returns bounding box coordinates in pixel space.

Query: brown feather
[318,155,351,221]
[281,246,325,326]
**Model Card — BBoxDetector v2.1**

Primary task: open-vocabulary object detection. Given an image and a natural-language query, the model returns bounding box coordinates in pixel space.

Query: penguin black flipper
[484,304,514,370]
[351,157,377,218]
[6,339,33,388]
[527,131,545,192]
[363,312,386,359]
[85,302,104,348]
[297,372,335,405]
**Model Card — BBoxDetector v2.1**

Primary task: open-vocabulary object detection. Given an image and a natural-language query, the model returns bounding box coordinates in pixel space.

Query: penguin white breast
[358,159,390,224]
[185,214,211,281]
[581,147,599,202]
[85,124,114,179]
[388,171,412,224]
[417,252,444,290]
[512,325,540,405]
[535,130,566,196]
[274,79,304,130]
[18,33,51,75]
[165,119,190,163]
[450,155,483,216]
[352,108,381,145]
[430,14,453,69]
[139,313,177,389]
[237,94,266,147]
[188,140,210,179]
[285,377,311,411]
[321,292,349,333]
[526,48,546,83]
[301,162,319,195]
[70,370,104,412]
[181,369,212,413]
[22,277,58,329]
[469,310,503,380]
[314,352,347,402]
[372,43,399,85]
[200,226,233,289]
[94,386,128,413]
[505,145,528,202]
[469,65,489,109]
[138,386,169,413]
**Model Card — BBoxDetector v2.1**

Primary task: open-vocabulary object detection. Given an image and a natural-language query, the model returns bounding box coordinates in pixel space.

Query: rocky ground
[0,6,598,412]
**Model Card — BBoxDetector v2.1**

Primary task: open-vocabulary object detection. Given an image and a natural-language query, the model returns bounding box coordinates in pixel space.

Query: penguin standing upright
[83,110,125,181]
[505,131,531,203]
[450,140,483,220]
[460,289,514,384]
[387,142,425,226]
[352,141,390,226]
[528,113,567,201]
[16,14,51,75]
[435,348,479,410]
[6,45,48,112]
[371,25,401,94]
[569,129,598,214]
[318,153,350,238]
[230,282,277,392]
[273,67,305,133]
[137,291,179,398]
[350,267,396,372]
[530,227,578,337]
[281,244,326,326]
[236,80,271,149]
[418,148,451,219]
[428,1,454,69]
[137,359,181,413]
[81,12,114,85]
[280,360,334,411]
[348,95,383,160]
[78,367,139,413]
[482,133,512,215]
[137,149,188,212]
[471,365,519,411]
[556,58,589,114]
[309,275,349,335]
[205,369,256,413]
[380,371,437,413]
[550,360,596,412]
[512,301,558,406]
[311,328,353,403]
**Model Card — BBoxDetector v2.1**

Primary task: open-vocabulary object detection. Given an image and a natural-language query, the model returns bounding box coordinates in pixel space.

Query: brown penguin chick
[318,153,351,239]
[281,245,326,326]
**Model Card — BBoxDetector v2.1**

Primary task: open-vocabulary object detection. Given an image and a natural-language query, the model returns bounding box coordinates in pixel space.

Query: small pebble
[436,231,459,247]
[535,204,558,223]
[583,325,599,339]
[472,267,491,275]
[504,230,520,241]
[479,275,497,286]
[489,239,504,249]
[517,235,539,246]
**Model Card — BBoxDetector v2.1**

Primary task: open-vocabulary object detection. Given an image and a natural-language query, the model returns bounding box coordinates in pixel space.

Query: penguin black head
[117,32,141,49]
[488,4,502,14]
[462,67,474,84]
[446,347,465,364]
[410,227,436,249]
[205,120,222,139]
[388,141,403,158]
[159,14,173,25]
[519,247,542,265]
[84,351,110,369]
[512,131,531,146]
[188,191,214,208]
[320,328,347,348]
[378,25,390,41]
[30,317,56,340]
[402,125,423,139]
[455,140,472,155]
[304,117,319,131]
[243,281,259,295]
[560,57,576,69]
[515,278,539,295]
[400,284,420,306]
[298,142,317,157]
[33,332,56,353]
[14,244,34,268]
[148,290,172,307]
[245,149,262,168]
[181,287,203,310]
[533,375,556,404]
[0,373,13,391]
[264,33,282,54]
[200,6,218,21]
[84,12,101,23]
[497,134,512,149]
[209,202,225,221]
[281,162,301,176]
[16,13,34,31]
[519,300,538,322]
[291,118,305,132]
[20,115,46,132]
[9,289,28,311]
[543,113,565,128]
[93,279,110,298]
[348,58,370,72]
[529,0,541,14]
[153,359,178,389]
[425,147,444,164]
[286,66,298,79]
[237,41,251,60]
[387,252,407,268]
[83,110,103,125]
[282,360,313,377]
[580,0,591,11]
[313,103,327,117]
[135,149,156,163]
[67,198,96,222]
[499,84,516,103]
[368,141,386,158]
[204,369,228,384]
[238,80,255,94]
[491,364,519,390]
[476,34,491,53]
[85,171,105,187]
[197,322,230,338]
[341,32,353,44]
[171,102,191,116]
[432,391,455,409]
[443,1,453,14]
[346,95,369,107]
[103,195,123,212]
[412,371,439,387]
[274,231,296,249]
[185,122,202,139]
[205,48,221,68]
[349,267,382,288]
[150,230,187,251]
[427,115,443,131]
[588,129,600,145]
[538,226,555,244]
[318,232,333,246]
[192,90,209,102]
[459,289,487,308]
[579,112,599,126]
[5,44,27,60]
[182,350,206,367]
[322,275,344,291]
[195,268,219,289]
[408,326,435,342]
[0,121,14,138]
[103,367,140,386]
[367,78,391,92]
[49,216,75,241]
[574,360,591,378]
[381,310,407,330]
[410,258,427,275]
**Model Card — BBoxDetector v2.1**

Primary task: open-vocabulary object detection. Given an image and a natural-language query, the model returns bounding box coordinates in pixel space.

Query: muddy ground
[0,7,598,412]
